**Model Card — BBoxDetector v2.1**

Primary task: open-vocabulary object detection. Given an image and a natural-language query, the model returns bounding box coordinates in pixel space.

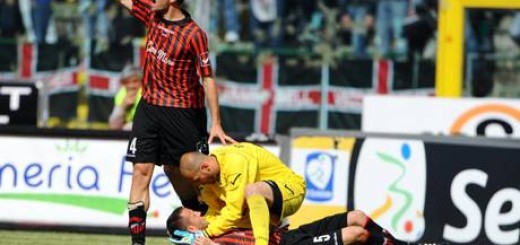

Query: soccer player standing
[117,0,235,244]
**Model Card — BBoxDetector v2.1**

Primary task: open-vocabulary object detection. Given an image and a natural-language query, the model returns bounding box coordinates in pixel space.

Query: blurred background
[0,0,519,244]
[0,0,517,133]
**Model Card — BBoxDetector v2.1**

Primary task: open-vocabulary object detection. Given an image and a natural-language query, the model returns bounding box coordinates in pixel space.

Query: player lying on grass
[166,206,415,245]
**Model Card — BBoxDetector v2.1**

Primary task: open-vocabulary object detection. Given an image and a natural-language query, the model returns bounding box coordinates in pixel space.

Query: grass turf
[0,230,171,245]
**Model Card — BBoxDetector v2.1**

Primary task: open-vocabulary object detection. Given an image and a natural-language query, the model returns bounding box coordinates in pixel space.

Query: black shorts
[280,212,348,245]
[126,100,209,165]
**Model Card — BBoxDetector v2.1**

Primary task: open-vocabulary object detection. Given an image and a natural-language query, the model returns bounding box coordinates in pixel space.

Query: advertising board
[362,95,520,138]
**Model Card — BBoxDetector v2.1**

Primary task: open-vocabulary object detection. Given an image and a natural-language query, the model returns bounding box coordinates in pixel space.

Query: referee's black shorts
[280,212,348,245]
[126,100,209,166]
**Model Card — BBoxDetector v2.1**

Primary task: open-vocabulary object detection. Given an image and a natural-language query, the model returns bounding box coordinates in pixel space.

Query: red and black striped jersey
[212,227,285,245]
[130,0,212,108]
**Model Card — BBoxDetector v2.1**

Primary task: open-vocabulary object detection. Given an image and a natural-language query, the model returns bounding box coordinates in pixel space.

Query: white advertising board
[362,95,520,138]
[353,138,427,241]
[0,136,279,229]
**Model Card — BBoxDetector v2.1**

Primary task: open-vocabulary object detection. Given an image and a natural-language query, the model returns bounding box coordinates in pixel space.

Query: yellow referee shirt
[201,142,305,237]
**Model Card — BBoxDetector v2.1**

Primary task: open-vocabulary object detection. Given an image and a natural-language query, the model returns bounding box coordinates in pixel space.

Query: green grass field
[0,230,171,245]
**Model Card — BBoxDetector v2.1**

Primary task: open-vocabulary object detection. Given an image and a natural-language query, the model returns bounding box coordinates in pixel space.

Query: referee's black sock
[129,201,146,245]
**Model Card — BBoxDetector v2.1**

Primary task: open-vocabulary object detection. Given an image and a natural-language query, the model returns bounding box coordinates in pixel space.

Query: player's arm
[204,154,257,237]
[202,76,233,144]
[190,30,235,145]
[199,185,222,221]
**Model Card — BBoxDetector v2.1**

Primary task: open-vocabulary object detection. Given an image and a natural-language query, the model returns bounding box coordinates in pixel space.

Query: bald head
[180,152,205,176]
[180,152,218,185]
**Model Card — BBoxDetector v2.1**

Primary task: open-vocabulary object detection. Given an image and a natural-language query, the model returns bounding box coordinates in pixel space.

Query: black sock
[366,232,386,245]
[365,218,412,245]
[365,217,385,233]
[129,202,146,245]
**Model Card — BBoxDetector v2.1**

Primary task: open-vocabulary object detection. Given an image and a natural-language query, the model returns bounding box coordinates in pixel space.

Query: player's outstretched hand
[208,124,237,145]
[150,0,168,11]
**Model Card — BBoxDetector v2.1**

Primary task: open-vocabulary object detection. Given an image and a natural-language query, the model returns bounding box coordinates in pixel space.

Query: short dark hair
[166,207,186,237]
[176,0,185,5]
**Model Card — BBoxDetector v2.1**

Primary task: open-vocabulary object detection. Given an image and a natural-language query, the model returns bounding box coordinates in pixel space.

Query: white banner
[354,138,427,242]
[362,95,520,138]
[0,136,279,229]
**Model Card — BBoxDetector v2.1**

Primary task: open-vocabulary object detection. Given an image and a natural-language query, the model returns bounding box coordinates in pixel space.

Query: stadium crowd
[1,0,520,59]
[0,0,442,59]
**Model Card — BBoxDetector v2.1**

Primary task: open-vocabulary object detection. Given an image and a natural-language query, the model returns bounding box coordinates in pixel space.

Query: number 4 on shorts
[128,137,137,156]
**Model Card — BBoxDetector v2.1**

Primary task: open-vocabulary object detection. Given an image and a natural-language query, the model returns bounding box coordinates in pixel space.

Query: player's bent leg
[245,182,273,245]
[340,227,369,245]
[163,165,203,211]
[245,182,275,204]
[350,210,410,245]
[279,175,306,219]
[129,162,155,245]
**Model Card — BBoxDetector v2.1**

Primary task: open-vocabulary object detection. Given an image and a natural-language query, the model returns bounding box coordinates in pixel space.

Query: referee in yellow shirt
[180,142,306,245]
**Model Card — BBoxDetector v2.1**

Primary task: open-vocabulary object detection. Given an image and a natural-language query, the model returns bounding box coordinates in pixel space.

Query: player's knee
[133,164,154,178]
[348,210,368,227]
[341,227,369,244]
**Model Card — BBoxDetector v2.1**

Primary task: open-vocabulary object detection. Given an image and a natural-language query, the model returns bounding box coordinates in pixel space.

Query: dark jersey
[130,0,212,108]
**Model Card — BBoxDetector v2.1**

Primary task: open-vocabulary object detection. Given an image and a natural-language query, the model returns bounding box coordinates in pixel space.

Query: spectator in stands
[510,11,520,47]
[250,0,284,50]
[465,9,501,97]
[108,64,142,131]
[190,0,240,43]
[32,0,55,44]
[338,0,375,58]
[217,0,240,43]
[374,0,410,58]
[80,0,110,53]
[402,0,436,61]
[18,0,35,42]
[0,0,24,38]
[282,0,315,47]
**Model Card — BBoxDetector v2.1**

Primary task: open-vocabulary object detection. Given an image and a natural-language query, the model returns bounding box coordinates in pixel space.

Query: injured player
[166,206,415,245]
